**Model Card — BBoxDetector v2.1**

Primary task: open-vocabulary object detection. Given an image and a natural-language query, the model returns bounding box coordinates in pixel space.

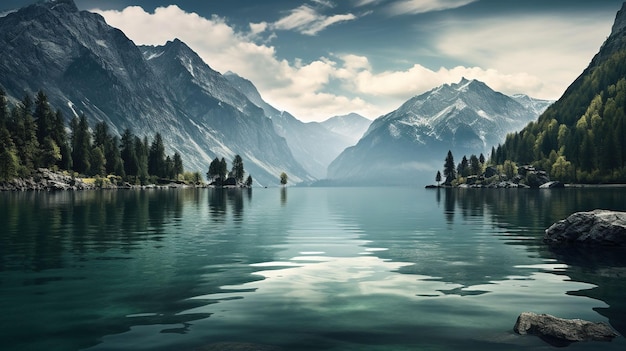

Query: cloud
[334,54,544,109]
[92,4,615,122]
[272,4,357,36]
[93,5,374,121]
[434,13,614,99]
[388,0,477,15]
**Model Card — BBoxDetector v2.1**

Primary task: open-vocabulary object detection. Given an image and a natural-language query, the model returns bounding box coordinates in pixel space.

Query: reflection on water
[433,187,626,336]
[1,187,625,351]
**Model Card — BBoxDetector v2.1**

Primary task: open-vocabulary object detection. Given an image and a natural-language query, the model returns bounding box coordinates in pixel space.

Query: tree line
[206,154,253,187]
[490,49,626,183]
[440,150,487,185]
[0,90,190,184]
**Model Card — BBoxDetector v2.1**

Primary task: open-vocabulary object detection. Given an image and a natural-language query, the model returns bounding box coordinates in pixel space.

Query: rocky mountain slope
[493,1,626,183]
[0,0,311,185]
[327,78,552,184]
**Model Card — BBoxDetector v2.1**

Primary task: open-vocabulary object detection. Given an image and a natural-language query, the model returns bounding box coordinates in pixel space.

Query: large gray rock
[544,210,626,246]
[514,312,618,344]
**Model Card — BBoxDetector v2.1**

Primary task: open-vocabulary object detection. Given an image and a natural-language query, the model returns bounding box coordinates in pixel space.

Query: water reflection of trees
[0,189,198,271]
[441,188,626,230]
[207,188,251,223]
[440,188,626,336]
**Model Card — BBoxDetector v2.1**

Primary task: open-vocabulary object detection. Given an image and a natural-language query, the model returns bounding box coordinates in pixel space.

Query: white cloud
[93,5,374,121]
[388,0,477,15]
[272,4,356,36]
[92,5,616,122]
[434,13,614,99]
[311,0,336,8]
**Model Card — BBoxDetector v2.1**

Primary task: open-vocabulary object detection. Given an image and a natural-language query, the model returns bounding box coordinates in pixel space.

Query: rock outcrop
[0,168,95,191]
[514,312,618,345]
[544,210,626,246]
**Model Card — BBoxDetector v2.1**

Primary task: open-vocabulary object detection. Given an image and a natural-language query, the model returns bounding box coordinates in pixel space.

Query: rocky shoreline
[426,165,566,189]
[0,168,200,191]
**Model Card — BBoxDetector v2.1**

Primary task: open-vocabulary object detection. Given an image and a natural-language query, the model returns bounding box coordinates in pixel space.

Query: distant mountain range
[327,78,553,185]
[223,72,370,179]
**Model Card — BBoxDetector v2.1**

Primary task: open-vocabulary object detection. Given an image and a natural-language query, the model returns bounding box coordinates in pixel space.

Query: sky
[3,0,625,122]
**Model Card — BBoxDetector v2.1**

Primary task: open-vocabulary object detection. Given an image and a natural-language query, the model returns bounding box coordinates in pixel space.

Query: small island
[426,150,565,189]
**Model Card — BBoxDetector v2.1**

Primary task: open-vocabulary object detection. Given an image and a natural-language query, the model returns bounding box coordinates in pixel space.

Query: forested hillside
[491,5,626,183]
[0,90,189,184]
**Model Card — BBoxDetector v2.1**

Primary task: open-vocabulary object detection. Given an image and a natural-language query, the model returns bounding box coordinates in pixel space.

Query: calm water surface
[1,187,625,351]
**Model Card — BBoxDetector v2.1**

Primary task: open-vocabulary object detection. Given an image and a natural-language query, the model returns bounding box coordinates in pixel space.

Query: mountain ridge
[327,78,553,185]
[0,0,313,185]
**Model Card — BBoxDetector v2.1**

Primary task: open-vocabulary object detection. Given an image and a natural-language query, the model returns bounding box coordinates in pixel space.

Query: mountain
[493,2,626,183]
[320,113,371,145]
[0,0,311,186]
[327,78,552,185]
[224,72,360,179]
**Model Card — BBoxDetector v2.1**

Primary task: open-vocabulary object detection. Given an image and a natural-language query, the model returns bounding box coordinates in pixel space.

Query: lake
[1,187,625,351]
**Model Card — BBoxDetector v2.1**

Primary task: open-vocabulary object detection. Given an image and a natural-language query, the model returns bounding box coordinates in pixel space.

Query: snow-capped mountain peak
[327,78,554,184]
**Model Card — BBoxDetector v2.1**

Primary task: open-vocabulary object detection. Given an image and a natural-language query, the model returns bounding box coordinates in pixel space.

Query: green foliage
[280,172,288,186]
[148,133,165,178]
[173,152,183,178]
[0,89,186,183]
[231,154,244,182]
[40,136,61,169]
[245,175,253,187]
[457,156,469,177]
[70,114,91,174]
[496,48,626,183]
[183,171,203,184]
[207,157,223,182]
[469,154,481,176]
[443,150,456,183]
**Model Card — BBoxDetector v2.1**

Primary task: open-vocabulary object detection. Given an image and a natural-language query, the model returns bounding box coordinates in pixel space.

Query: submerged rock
[544,210,626,246]
[514,312,618,345]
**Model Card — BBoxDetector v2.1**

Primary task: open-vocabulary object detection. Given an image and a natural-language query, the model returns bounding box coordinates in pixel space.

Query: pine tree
[52,110,71,170]
[0,126,19,180]
[135,136,149,184]
[173,152,183,178]
[89,145,106,176]
[120,129,138,177]
[469,154,481,175]
[40,136,61,169]
[231,154,244,183]
[10,96,39,172]
[0,89,9,127]
[443,150,455,184]
[105,136,123,176]
[70,114,91,174]
[34,91,54,146]
[458,156,469,177]
[207,157,222,182]
[148,132,165,178]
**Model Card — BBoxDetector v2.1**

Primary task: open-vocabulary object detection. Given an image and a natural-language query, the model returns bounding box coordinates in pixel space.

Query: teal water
[1,187,625,351]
